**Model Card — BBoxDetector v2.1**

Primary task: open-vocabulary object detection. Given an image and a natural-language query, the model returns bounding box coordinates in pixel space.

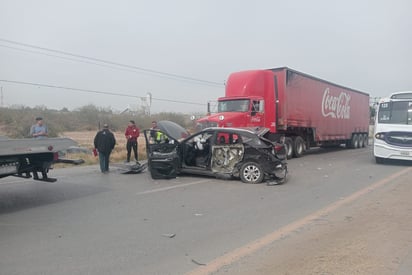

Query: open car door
[143,121,190,179]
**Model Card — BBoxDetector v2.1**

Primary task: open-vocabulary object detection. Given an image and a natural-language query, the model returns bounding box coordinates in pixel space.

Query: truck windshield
[218,99,250,112]
[378,101,412,124]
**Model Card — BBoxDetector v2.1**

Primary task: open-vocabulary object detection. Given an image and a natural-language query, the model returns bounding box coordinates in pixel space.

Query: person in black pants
[124,120,140,163]
[94,124,116,173]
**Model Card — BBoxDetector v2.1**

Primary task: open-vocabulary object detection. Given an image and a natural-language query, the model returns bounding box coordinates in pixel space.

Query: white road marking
[136,179,212,195]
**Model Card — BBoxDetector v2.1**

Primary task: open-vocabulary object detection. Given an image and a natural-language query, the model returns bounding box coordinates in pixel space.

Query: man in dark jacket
[94,123,116,173]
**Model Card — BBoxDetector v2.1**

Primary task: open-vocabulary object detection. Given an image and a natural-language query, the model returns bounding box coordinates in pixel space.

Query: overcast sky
[0,0,411,114]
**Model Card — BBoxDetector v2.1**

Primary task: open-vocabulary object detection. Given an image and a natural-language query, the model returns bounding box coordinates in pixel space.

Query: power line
[0,44,223,88]
[0,79,205,106]
[0,38,224,87]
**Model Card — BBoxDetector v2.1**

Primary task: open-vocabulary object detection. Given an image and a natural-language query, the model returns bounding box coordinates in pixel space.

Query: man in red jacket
[124,120,140,163]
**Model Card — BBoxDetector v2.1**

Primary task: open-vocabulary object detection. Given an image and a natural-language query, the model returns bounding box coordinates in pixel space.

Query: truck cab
[197,97,265,128]
[196,70,279,137]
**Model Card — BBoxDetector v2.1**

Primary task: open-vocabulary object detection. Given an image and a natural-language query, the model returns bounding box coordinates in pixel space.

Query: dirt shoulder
[217,168,412,275]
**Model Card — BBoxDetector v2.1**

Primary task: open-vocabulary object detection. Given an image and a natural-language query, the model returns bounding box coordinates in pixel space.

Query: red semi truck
[196,67,370,158]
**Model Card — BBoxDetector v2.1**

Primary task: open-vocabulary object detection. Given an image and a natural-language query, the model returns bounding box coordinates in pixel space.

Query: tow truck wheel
[240,162,264,184]
[284,137,293,159]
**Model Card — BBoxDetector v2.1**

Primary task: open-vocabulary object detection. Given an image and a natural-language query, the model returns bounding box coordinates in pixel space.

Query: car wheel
[240,162,264,184]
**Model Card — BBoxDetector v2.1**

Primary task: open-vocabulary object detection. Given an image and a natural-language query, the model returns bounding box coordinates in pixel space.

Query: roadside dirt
[215,168,412,275]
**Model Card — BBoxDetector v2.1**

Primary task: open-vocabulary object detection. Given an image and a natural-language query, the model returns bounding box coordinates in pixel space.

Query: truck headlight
[219,115,225,121]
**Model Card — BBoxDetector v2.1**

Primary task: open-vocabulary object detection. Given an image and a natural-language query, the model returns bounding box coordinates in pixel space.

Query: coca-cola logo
[321,88,351,119]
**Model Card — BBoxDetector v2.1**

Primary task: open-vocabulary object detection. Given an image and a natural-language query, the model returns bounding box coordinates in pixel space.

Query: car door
[181,130,214,169]
[144,129,180,179]
[143,120,191,179]
[210,131,244,174]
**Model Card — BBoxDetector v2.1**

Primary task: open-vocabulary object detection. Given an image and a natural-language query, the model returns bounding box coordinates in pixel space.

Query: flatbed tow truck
[0,137,83,182]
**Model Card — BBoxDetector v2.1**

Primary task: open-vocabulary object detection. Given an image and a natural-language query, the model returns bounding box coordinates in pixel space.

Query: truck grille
[385,131,412,147]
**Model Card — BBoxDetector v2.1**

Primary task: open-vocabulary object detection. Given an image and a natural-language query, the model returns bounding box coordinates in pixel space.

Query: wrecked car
[143,120,287,184]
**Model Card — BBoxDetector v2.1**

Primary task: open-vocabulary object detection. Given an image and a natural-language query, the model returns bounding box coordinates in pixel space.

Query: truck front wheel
[284,137,293,159]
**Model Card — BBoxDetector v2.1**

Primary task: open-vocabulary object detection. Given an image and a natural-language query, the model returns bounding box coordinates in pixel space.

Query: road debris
[191,259,206,266]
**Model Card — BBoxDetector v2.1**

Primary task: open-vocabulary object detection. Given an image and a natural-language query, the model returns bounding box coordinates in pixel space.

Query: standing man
[124,120,140,163]
[94,123,116,173]
[150,120,164,143]
[29,117,48,139]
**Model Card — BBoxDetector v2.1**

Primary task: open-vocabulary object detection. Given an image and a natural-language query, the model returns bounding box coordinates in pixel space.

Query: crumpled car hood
[156,120,191,141]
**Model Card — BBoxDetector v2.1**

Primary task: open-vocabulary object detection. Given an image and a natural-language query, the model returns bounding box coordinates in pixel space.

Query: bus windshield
[378,101,412,124]
[218,99,250,112]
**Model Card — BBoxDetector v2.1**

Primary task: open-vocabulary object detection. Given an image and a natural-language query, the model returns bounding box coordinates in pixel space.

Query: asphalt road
[0,145,411,275]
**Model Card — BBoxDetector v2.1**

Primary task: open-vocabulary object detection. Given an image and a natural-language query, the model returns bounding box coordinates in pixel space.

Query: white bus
[373,91,412,163]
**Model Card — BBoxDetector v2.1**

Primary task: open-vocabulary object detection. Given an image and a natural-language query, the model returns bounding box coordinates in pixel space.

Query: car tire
[240,162,264,184]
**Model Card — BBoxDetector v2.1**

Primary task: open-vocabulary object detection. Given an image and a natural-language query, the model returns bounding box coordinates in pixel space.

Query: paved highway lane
[0,146,410,275]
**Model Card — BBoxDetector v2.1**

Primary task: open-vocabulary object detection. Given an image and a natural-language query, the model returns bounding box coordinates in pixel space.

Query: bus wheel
[363,134,369,147]
[375,157,385,164]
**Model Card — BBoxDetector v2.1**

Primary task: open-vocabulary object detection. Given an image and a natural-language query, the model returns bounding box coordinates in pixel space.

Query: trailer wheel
[293,136,305,158]
[284,137,293,159]
[240,162,264,184]
[358,134,364,148]
[351,134,359,149]
[363,134,369,147]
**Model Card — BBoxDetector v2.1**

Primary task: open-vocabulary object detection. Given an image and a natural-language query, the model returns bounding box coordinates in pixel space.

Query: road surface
[0,145,411,275]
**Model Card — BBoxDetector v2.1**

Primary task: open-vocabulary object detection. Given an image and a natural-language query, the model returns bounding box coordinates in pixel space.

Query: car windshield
[218,99,250,112]
[378,101,412,125]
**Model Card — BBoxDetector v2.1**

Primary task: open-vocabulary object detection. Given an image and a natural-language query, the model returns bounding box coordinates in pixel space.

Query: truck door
[248,99,265,127]
[273,75,281,131]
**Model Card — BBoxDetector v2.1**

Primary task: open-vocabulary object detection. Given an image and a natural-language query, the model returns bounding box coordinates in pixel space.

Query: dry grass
[57,131,147,167]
